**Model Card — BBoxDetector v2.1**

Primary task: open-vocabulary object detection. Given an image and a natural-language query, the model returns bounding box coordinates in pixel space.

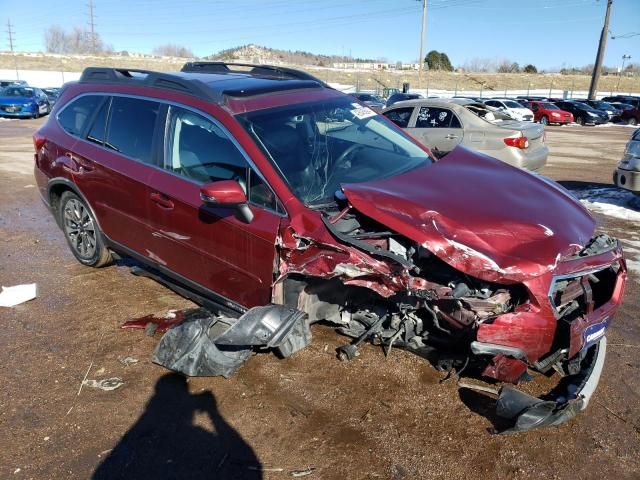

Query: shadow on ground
[92,373,262,480]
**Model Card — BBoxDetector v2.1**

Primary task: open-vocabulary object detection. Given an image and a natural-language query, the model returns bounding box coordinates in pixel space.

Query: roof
[77,64,326,105]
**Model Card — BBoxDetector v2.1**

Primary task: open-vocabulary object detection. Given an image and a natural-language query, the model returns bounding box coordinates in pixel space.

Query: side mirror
[200,180,253,223]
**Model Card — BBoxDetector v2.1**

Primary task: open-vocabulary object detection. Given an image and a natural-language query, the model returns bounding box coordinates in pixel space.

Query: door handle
[150,192,174,210]
[445,134,459,139]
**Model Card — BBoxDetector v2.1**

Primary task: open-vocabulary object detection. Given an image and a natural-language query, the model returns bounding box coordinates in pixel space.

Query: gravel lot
[0,117,638,480]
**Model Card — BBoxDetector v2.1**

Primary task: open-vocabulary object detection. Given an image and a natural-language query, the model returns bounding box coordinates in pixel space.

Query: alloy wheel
[63,198,97,259]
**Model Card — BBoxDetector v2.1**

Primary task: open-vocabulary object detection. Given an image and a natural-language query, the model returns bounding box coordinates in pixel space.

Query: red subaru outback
[33,64,626,432]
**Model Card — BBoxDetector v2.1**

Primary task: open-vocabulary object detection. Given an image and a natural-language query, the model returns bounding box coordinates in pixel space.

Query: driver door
[146,105,283,308]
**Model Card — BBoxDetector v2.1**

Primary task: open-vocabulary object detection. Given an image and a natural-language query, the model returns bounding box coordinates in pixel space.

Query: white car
[483,98,534,122]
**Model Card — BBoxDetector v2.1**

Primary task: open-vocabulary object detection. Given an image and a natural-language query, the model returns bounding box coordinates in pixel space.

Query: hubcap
[63,199,96,258]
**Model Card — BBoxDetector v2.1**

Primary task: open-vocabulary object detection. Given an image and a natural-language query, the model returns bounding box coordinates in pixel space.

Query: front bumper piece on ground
[495,337,607,433]
[152,305,311,377]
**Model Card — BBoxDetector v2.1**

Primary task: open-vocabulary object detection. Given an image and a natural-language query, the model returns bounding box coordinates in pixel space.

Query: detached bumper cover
[496,336,607,433]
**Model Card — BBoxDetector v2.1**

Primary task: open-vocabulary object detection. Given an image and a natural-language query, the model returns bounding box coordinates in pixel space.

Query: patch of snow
[620,238,640,283]
[568,186,640,222]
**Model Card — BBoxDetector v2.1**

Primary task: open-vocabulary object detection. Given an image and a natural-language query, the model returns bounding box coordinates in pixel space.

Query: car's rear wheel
[540,115,548,125]
[576,115,584,125]
[59,191,112,267]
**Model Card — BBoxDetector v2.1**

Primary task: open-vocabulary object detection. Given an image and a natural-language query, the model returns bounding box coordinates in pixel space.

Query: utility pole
[6,19,19,79]
[87,0,97,54]
[417,0,426,89]
[616,54,631,91]
[588,0,612,99]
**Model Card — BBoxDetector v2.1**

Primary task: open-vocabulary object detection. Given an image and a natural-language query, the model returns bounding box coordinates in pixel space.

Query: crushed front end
[274,170,626,432]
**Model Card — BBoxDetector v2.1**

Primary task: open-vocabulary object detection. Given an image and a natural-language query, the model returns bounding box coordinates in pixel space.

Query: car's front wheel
[629,117,638,126]
[59,191,112,267]
[540,115,548,125]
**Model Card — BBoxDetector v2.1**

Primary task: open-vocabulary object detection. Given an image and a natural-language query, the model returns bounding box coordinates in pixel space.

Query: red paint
[342,147,595,283]
[200,180,247,205]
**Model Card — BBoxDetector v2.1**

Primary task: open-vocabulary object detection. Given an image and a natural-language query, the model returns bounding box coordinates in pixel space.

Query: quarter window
[383,107,414,128]
[58,95,103,137]
[105,96,159,164]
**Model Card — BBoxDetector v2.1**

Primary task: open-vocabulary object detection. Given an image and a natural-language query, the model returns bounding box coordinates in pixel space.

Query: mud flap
[153,305,311,377]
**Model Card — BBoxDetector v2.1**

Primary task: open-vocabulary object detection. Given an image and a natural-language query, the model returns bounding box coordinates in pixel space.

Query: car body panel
[341,147,595,283]
[614,128,640,193]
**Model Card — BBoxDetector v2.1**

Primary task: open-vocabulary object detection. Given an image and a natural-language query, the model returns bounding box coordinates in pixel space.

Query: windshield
[237,98,432,206]
[541,102,559,110]
[503,100,523,108]
[356,94,381,102]
[591,101,612,110]
[2,87,35,97]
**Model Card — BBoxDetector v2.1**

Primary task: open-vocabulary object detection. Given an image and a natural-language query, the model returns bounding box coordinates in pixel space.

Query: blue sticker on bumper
[583,317,609,349]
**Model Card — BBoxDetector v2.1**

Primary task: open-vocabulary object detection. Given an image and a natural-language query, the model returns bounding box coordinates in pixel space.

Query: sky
[1,0,639,70]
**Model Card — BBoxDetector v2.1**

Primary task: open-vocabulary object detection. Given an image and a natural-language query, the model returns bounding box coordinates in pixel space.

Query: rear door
[146,105,283,309]
[407,105,463,153]
[59,95,162,256]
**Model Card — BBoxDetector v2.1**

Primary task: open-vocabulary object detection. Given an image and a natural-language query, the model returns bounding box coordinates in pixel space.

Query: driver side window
[164,106,281,212]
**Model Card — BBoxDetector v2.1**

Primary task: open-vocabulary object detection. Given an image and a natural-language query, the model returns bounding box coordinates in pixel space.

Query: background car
[483,98,534,122]
[351,92,385,112]
[42,87,61,106]
[552,100,608,126]
[526,100,573,125]
[452,95,485,102]
[609,102,639,126]
[613,128,640,194]
[574,99,621,122]
[0,79,28,88]
[602,96,640,126]
[0,85,51,118]
[385,92,422,108]
[382,98,548,171]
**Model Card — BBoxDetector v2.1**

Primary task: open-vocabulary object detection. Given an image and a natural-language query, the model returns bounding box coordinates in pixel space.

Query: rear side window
[415,107,459,128]
[383,107,414,128]
[58,95,103,137]
[106,97,159,164]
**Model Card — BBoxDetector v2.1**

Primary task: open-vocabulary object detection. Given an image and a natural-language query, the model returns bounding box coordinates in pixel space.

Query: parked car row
[356,89,640,126]
[0,80,60,119]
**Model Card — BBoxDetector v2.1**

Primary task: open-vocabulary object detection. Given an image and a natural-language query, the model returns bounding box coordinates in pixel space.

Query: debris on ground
[81,377,125,391]
[119,356,139,367]
[120,309,183,335]
[291,467,316,477]
[0,283,37,307]
[146,305,311,377]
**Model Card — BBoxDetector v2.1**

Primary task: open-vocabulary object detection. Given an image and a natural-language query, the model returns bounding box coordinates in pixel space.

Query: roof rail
[180,62,327,86]
[78,67,220,102]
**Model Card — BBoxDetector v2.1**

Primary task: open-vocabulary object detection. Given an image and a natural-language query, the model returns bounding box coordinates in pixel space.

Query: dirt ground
[0,117,639,480]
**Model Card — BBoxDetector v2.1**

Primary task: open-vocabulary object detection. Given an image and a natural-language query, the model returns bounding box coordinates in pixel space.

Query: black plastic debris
[153,305,311,377]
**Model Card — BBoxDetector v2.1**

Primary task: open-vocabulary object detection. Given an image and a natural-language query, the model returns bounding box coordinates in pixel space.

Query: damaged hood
[342,146,595,282]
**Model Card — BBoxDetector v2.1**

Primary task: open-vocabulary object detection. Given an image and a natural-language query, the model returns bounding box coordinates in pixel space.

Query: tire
[629,117,638,126]
[59,191,112,267]
[576,116,584,126]
[540,115,548,125]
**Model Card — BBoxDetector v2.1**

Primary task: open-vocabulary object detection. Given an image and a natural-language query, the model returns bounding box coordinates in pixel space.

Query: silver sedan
[382,98,548,171]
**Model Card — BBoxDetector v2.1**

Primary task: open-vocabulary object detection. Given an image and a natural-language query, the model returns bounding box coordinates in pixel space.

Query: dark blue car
[0,86,51,118]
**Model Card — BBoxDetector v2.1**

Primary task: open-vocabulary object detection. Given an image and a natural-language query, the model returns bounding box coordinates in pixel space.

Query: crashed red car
[33,63,626,433]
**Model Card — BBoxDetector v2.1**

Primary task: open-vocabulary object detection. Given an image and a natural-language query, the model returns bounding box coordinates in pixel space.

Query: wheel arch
[47,178,103,232]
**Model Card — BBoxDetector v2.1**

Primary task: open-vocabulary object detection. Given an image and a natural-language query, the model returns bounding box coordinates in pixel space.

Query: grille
[549,264,619,322]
